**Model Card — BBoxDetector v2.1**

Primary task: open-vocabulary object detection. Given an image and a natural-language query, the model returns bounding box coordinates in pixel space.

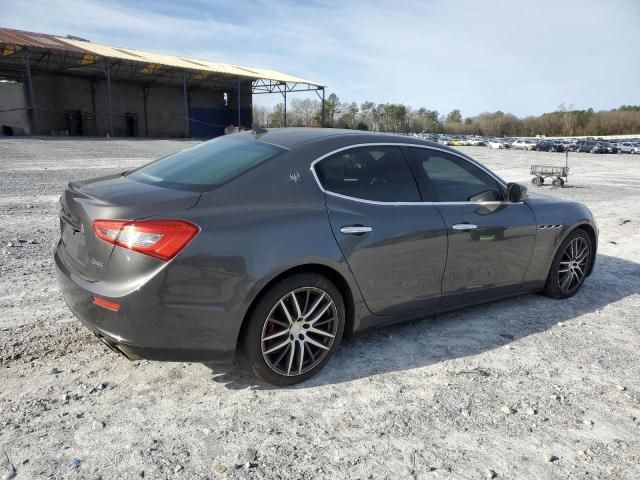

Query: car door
[313,145,448,316]
[406,147,537,305]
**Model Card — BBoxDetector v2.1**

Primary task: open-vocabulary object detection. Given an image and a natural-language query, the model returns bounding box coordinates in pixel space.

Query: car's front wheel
[244,273,345,386]
[542,229,593,299]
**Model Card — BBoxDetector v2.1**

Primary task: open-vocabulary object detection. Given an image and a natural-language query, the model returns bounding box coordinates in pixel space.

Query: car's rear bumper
[54,242,244,363]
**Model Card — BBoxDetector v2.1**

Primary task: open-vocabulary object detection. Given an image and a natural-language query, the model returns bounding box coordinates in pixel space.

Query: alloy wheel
[558,236,590,294]
[261,287,338,376]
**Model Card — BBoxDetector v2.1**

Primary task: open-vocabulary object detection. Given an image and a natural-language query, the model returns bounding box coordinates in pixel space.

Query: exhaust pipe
[97,335,141,360]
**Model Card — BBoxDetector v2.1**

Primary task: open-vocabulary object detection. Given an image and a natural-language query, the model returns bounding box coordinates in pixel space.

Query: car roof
[230,127,448,152]
[231,127,370,149]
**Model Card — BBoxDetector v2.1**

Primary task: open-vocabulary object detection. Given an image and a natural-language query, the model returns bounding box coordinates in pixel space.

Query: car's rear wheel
[542,229,593,299]
[244,273,345,386]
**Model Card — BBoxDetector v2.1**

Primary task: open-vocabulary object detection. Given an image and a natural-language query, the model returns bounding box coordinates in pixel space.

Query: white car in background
[511,139,537,150]
[488,139,505,149]
[619,142,640,154]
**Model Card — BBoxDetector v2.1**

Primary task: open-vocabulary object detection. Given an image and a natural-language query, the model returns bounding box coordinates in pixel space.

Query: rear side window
[314,146,420,202]
[409,148,503,202]
[127,137,285,192]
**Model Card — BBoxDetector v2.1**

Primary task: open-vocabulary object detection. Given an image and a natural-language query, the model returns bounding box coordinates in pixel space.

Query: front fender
[524,196,598,284]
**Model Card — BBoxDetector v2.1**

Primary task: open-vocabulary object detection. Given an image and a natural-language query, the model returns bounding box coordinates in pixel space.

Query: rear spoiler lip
[67,171,127,198]
[66,182,203,222]
[67,181,102,202]
[66,174,203,221]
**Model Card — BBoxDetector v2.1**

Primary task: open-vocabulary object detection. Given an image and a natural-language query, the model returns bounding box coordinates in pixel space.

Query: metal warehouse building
[0,27,325,138]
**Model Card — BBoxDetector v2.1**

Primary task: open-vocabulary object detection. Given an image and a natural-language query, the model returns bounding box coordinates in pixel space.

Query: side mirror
[507,182,527,202]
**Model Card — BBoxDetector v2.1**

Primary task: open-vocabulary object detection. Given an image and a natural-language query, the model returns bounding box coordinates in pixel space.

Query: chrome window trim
[309,142,516,207]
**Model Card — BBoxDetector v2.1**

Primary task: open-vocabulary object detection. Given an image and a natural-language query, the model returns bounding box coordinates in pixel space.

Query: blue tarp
[189,107,252,138]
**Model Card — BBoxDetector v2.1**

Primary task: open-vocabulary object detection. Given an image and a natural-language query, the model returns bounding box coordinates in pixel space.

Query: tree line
[253,95,640,137]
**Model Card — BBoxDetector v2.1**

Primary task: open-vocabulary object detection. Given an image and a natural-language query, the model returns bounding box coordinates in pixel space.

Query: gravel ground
[0,138,639,480]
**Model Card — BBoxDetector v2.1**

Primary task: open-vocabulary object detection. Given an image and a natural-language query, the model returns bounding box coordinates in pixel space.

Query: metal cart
[530,152,570,187]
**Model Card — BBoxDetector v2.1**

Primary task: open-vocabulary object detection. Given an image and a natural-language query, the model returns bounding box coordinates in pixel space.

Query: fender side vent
[539,224,563,230]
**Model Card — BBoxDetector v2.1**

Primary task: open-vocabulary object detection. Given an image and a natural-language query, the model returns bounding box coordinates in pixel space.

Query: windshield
[127,137,285,192]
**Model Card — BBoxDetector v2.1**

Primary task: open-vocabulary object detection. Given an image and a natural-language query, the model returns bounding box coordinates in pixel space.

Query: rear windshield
[127,137,285,192]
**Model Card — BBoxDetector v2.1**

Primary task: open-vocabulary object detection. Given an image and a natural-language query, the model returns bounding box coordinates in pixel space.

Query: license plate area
[60,216,86,264]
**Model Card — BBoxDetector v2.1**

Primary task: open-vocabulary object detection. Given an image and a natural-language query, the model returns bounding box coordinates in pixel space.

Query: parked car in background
[488,139,506,149]
[535,140,565,152]
[590,143,609,154]
[576,140,597,153]
[619,142,640,154]
[511,139,537,150]
[604,142,619,154]
[535,140,554,152]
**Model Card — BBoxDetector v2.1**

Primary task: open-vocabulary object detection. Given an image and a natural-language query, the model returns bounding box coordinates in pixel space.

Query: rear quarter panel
[166,145,367,341]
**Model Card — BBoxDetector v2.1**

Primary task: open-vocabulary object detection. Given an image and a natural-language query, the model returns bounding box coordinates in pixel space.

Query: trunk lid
[59,173,200,281]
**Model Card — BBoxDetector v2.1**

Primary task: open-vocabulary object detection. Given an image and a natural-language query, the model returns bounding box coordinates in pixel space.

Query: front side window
[409,148,503,202]
[127,137,285,192]
[315,146,420,202]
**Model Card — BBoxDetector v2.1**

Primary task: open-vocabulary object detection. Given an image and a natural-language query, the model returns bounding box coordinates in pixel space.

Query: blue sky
[4,0,639,117]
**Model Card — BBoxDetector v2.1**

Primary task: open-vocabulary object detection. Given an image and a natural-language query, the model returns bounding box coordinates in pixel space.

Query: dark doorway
[125,112,138,137]
[66,110,83,136]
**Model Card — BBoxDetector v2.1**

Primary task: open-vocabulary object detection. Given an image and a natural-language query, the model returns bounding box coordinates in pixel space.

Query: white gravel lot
[0,138,639,480]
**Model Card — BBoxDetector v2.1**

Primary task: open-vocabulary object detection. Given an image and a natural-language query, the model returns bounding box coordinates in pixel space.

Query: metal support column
[321,87,325,127]
[102,63,113,137]
[90,80,97,135]
[237,77,241,128]
[20,52,36,135]
[142,86,150,138]
[182,71,189,138]
[283,87,287,127]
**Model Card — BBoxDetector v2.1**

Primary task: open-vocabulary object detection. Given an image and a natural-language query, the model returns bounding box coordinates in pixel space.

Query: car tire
[243,273,345,386]
[542,229,593,299]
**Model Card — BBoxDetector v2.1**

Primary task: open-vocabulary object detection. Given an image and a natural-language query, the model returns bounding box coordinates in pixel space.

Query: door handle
[340,225,373,235]
[452,223,478,231]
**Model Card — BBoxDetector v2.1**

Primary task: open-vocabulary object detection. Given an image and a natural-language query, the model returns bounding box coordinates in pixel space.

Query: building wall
[0,80,30,134]
[31,74,95,135]
[25,73,250,138]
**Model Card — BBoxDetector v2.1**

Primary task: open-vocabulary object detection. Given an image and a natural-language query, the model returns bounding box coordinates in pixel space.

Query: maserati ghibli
[55,129,597,385]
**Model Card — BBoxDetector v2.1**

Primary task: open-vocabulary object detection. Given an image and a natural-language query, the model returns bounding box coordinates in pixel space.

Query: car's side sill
[355,282,545,333]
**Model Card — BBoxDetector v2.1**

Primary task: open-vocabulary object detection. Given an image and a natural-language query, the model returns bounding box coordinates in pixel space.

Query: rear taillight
[93,219,199,261]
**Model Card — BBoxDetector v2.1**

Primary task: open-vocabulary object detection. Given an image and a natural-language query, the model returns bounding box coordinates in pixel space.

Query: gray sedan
[55,129,598,385]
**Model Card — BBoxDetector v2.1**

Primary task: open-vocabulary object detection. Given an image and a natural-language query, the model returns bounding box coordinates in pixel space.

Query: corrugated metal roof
[0,27,324,87]
[0,28,86,52]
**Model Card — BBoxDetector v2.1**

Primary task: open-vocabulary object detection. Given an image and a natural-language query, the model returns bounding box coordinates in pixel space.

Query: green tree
[270,103,285,127]
[446,109,462,123]
[324,93,341,127]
